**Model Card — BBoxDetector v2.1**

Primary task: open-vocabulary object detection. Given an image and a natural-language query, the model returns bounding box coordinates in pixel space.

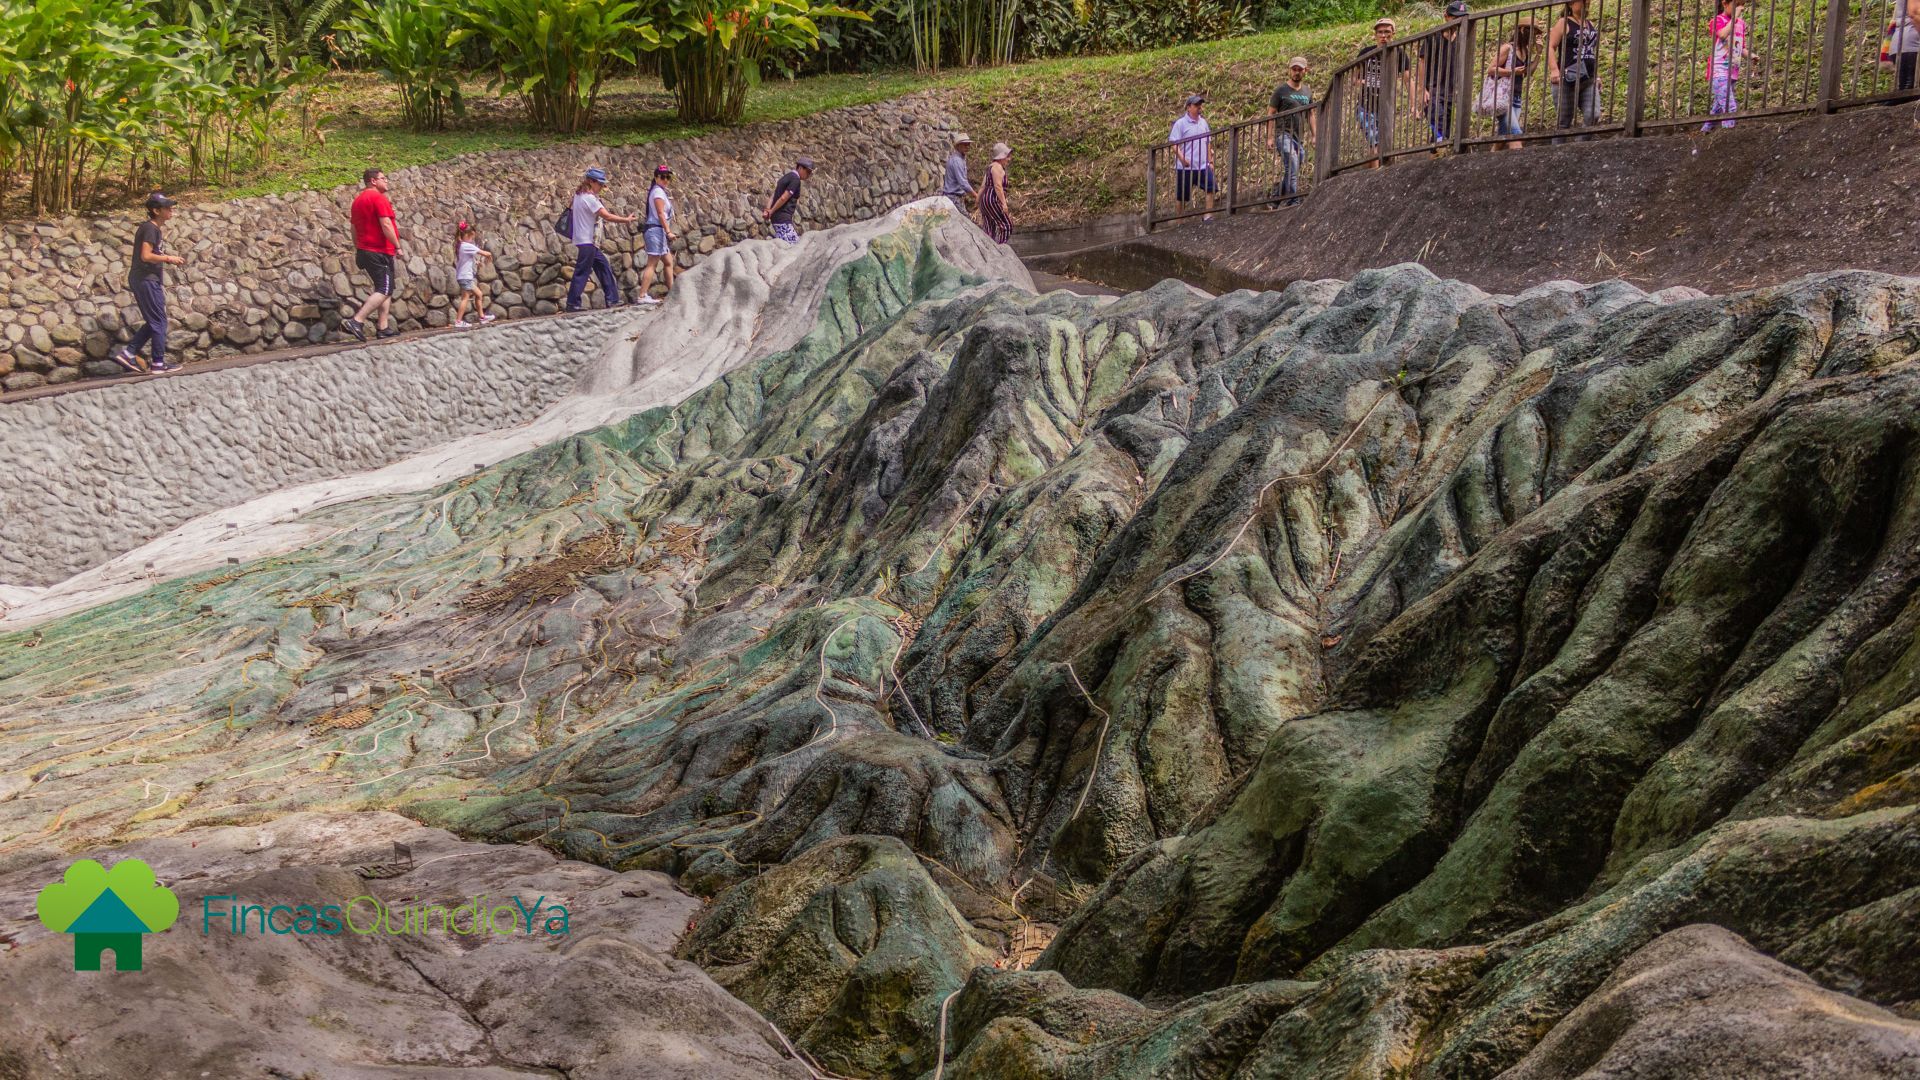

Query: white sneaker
[634,296,661,306]
[452,320,472,329]
[479,313,497,323]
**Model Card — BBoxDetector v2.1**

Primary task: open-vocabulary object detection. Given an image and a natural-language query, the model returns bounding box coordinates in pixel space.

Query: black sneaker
[342,318,366,342]
[376,326,401,339]
[150,359,176,373]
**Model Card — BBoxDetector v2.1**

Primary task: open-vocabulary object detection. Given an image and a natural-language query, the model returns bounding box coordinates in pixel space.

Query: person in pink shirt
[1701,0,1753,131]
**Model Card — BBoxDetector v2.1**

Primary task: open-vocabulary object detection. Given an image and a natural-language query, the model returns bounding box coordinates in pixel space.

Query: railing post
[1624,0,1650,135]
[1317,78,1342,182]
[1379,44,1398,161]
[1817,0,1847,113]
[1452,17,1475,154]
[1144,148,1158,232]
[1227,124,1241,214]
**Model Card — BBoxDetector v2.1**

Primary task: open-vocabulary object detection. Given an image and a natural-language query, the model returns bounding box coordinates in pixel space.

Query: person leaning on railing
[1355,17,1411,167]
[1548,0,1602,142]
[1486,19,1539,151]
[1269,57,1317,206]
[1893,0,1920,96]
[1417,2,1471,152]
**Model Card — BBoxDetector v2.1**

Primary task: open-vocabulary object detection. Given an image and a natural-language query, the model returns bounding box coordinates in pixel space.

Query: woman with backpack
[565,167,638,312]
[636,165,676,307]
[1548,0,1600,142]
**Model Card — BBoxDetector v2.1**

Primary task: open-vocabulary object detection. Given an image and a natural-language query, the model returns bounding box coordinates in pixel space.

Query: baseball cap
[654,163,673,178]
[796,156,816,171]
[1288,56,1310,68]
[1375,16,1397,29]
[1445,1,1469,15]
[144,191,177,209]
[1186,93,1206,105]
[583,167,608,183]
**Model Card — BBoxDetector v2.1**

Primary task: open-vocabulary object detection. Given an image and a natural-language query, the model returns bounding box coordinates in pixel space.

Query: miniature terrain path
[3,202,1919,1079]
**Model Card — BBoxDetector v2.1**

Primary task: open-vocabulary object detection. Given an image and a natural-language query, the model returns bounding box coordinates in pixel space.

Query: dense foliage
[447,0,657,133]
[338,0,464,130]
[0,0,321,215]
[650,0,871,124]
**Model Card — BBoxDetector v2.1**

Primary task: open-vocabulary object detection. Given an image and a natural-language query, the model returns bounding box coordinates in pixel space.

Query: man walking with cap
[764,157,813,244]
[942,134,976,217]
[344,167,402,341]
[1269,58,1317,206]
[110,192,186,374]
[567,166,639,312]
[1169,94,1216,221]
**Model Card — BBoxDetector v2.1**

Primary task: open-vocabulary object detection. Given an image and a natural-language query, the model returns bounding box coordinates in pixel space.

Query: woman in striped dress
[979,143,1014,245]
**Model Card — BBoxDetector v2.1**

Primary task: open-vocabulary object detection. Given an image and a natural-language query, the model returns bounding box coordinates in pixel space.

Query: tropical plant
[338,0,464,131]
[650,0,870,124]
[6,0,191,215]
[448,0,657,134]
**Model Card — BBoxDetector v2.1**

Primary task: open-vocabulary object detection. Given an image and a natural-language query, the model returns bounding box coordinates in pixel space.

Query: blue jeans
[127,276,168,364]
[1357,106,1381,148]
[566,243,620,310]
[1275,132,1304,203]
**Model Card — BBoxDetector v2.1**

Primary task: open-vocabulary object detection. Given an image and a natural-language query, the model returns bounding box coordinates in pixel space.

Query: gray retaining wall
[0,309,633,586]
[0,100,959,390]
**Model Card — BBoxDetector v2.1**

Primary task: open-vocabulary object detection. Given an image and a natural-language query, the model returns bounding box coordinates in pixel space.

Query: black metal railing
[1146,0,1914,229]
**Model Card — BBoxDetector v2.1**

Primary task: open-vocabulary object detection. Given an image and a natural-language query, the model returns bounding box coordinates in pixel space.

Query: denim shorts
[644,226,670,257]
[457,276,477,291]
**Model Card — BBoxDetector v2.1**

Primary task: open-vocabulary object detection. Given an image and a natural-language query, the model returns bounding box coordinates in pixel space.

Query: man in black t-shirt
[1269,57,1317,205]
[763,156,814,244]
[1417,2,1470,148]
[111,192,187,375]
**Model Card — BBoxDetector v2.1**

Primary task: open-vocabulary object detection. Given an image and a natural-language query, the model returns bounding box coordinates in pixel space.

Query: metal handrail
[1145,0,1914,230]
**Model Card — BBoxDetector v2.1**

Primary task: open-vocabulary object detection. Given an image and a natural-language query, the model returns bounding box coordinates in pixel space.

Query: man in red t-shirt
[344,167,403,341]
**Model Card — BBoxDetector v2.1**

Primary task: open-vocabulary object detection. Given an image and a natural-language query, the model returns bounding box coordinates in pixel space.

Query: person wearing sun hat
[566,166,640,312]
[979,143,1014,243]
[635,164,677,306]
[941,133,977,217]
[110,191,186,374]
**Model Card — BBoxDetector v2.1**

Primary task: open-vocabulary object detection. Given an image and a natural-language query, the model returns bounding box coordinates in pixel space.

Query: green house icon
[36,858,179,971]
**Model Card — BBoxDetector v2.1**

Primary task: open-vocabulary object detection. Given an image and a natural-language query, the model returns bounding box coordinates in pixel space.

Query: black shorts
[355,249,395,296]
[1175,167,1217,202]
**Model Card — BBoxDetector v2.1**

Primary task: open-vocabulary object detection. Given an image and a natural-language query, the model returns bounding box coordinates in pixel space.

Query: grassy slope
[211,20,1411,224]
[936,20,1414,225]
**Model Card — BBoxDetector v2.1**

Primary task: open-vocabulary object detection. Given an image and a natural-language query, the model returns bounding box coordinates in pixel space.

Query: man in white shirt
[1169,94,1217,221]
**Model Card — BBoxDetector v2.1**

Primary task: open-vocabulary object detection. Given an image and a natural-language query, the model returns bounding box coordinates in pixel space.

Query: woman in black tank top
[1549,0,1601,142]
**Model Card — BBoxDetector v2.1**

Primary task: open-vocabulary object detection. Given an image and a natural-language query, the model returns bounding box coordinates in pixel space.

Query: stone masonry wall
[0,308,633,587]
[0,100,959,391]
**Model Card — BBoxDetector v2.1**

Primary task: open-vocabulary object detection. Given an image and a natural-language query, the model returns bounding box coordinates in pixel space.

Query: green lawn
[206,19,1402,223]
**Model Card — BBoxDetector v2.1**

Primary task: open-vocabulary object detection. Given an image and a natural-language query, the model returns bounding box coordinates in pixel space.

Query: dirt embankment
[1052,102,1920,294]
